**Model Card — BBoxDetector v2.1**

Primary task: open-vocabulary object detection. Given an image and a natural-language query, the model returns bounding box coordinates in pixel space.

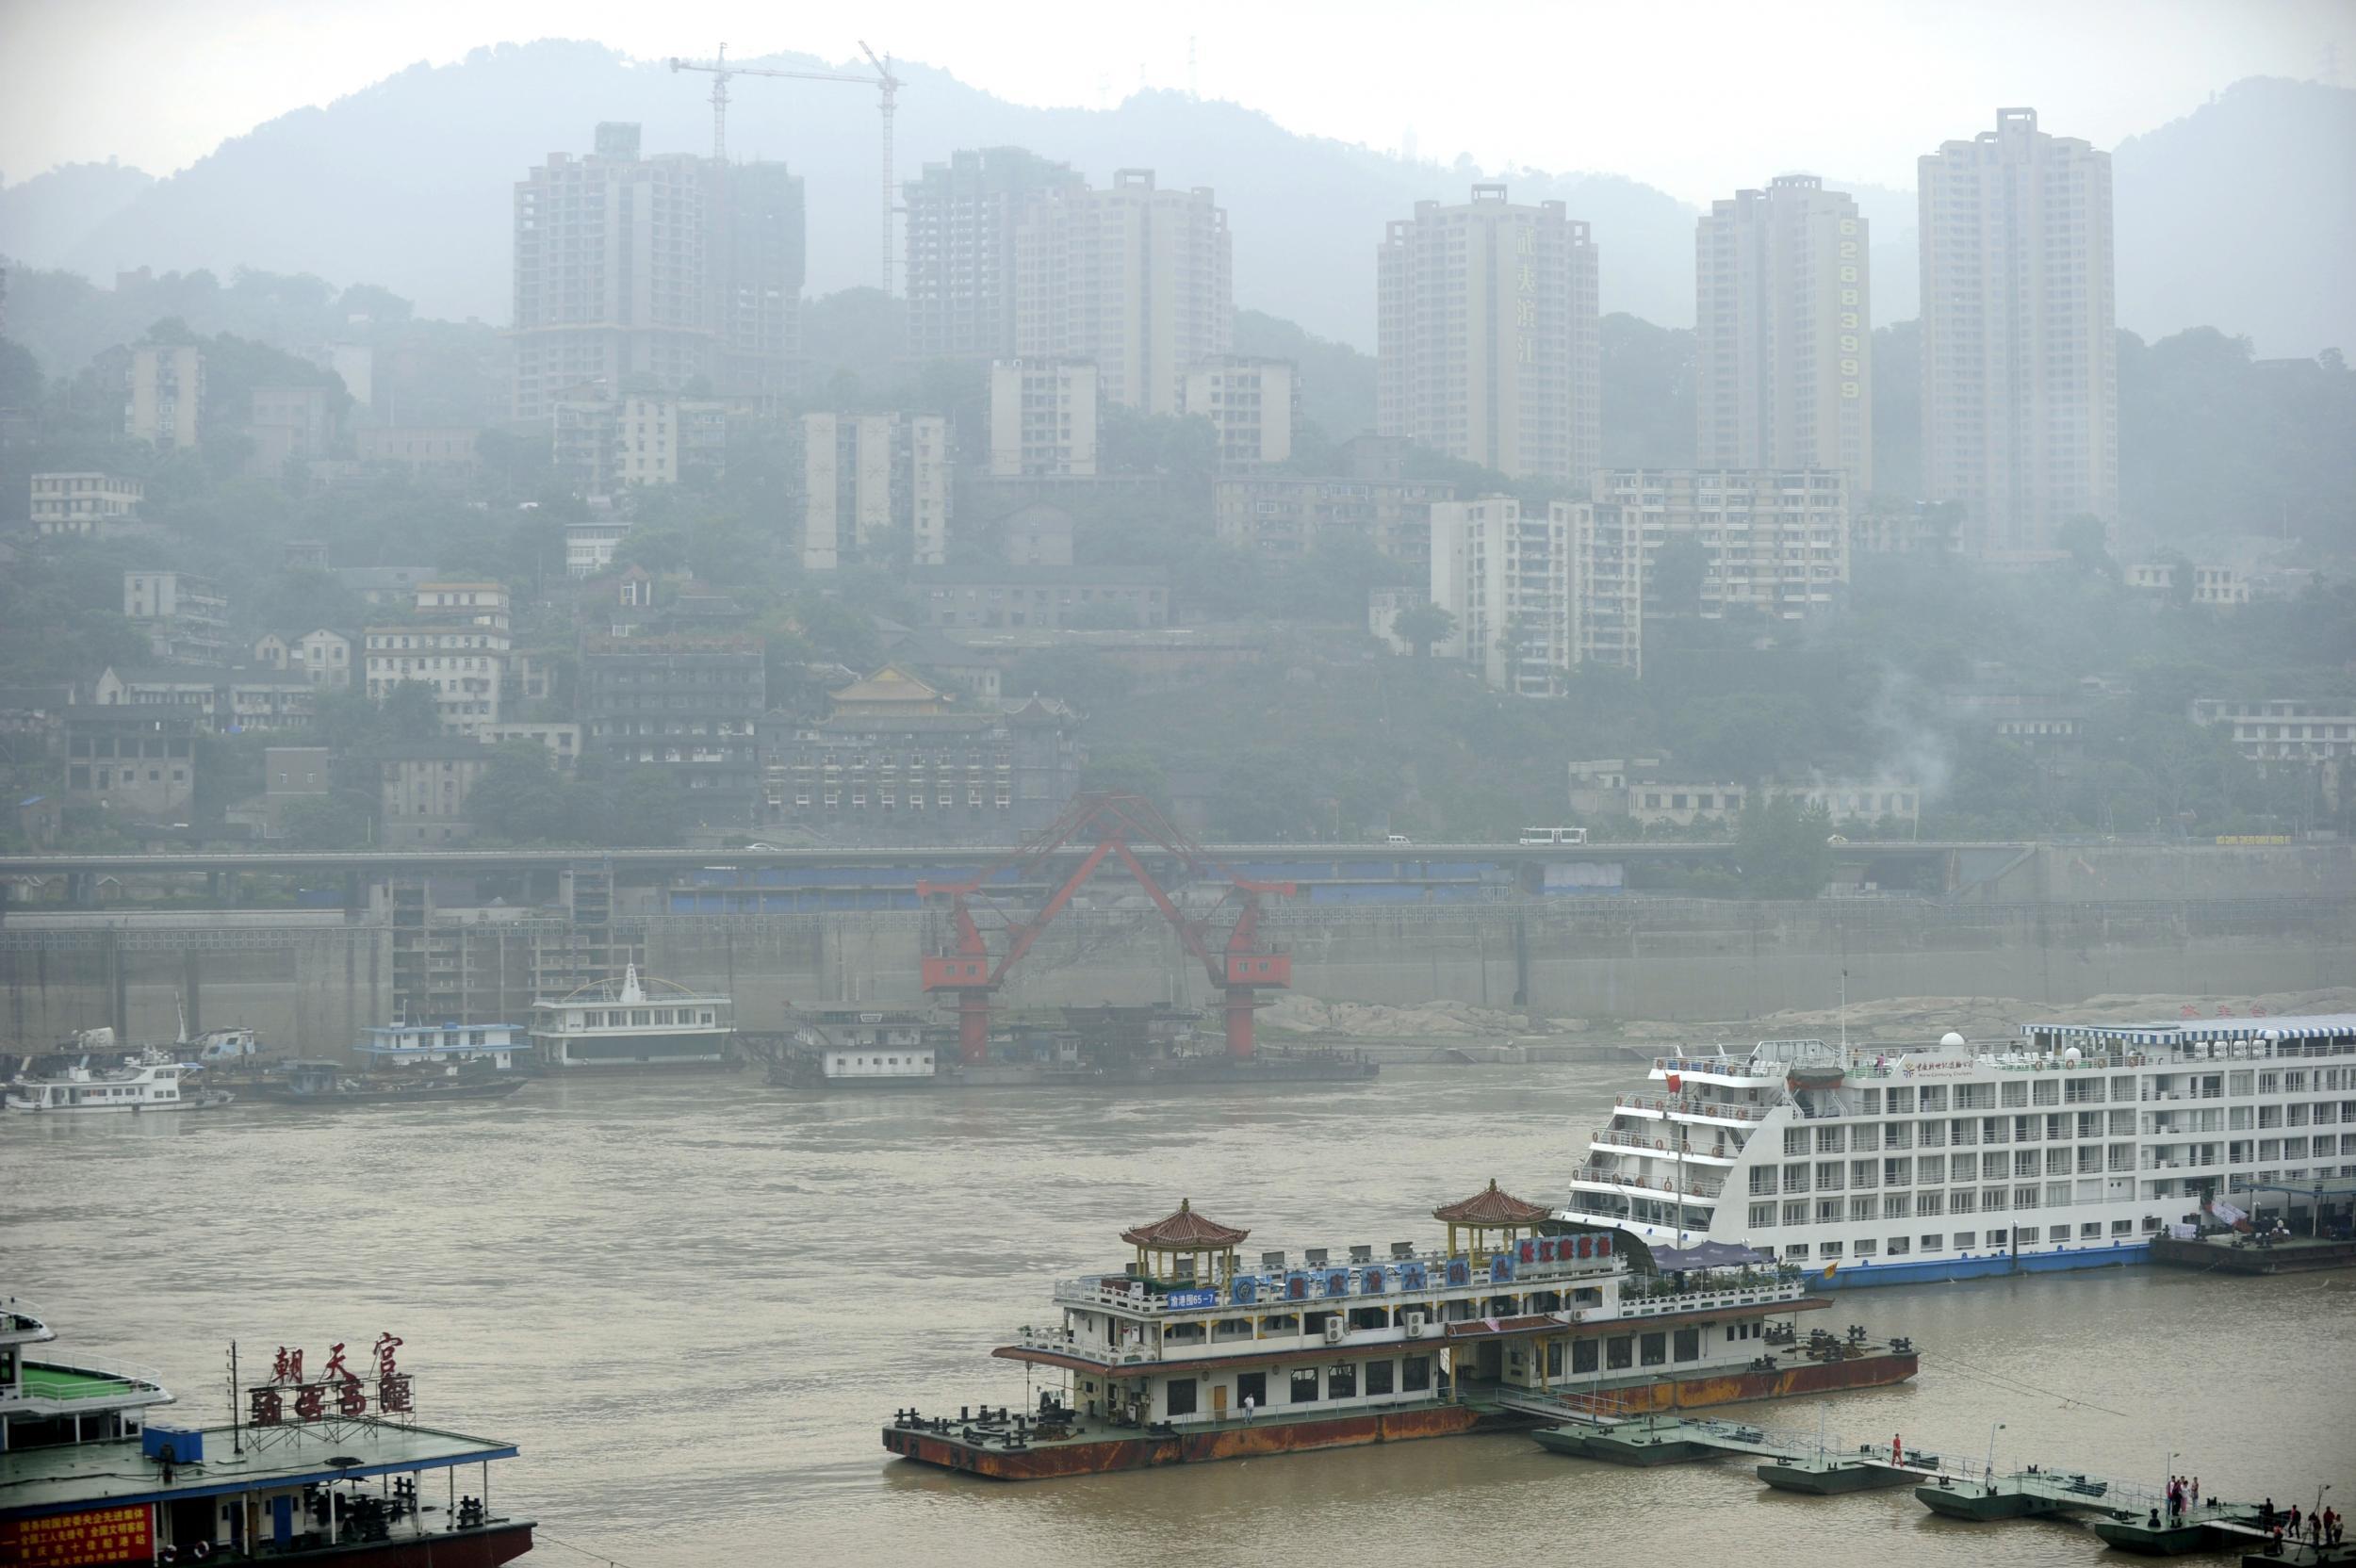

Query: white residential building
[1379,186,1601,484]
[1013,169,1232,416]
[1920,108,2118,558]
[364,625,510,736]
[565,517,632,579]
[31,473,143,535]
[1430,496,1574,695]
[988,360,1100,478]
[1595,469,1851,620]
[127,345,203,449]
[1181,356,1294,469]
[800,413,953,571]
[1695,175,1871,491]
[123,571,232,664]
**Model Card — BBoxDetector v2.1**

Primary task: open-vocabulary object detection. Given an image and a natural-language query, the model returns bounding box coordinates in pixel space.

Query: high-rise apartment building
[1919,107,2117,558]
[1695,176,1871,491]
[512,122,804,418]
[1595,468,1851,620]
[800,413,953,571]
[127,345,203,449]
[1013,170,1232,416]
[1378,186,1600,484]
[1180,356,1295,469]
[904,148,1084,362]
[1429,497,1575,696]
[988,360,1100,477]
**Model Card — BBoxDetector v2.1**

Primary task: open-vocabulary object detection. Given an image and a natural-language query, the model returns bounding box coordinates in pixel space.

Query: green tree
[1645,537,1711,616]
[278,792,375,851]
[466,741,576,842]
[1389,601,1456,658]
[380,680,443,741]
[2056,514,2116,578]
[1734,795,1833,900]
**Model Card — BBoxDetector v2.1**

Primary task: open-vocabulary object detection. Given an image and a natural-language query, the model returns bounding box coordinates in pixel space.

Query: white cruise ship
[1555,1012,2356,1287]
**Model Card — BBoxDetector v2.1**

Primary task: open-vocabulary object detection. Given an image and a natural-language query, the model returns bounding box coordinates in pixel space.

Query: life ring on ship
[1655,1139,1665,1151]
[190,1545,213,1562]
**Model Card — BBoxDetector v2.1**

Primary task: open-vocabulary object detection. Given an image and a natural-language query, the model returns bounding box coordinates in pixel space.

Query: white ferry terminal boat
[529,964,736,1070]
[1556,1011,2356,1287]
[883,1184,1916,1478]
[5,1050,234,1115]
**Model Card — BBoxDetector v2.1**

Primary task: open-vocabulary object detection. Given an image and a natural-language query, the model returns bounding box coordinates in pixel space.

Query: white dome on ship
[2063,1046,2083,1063]
[1940,1032,1967,1047]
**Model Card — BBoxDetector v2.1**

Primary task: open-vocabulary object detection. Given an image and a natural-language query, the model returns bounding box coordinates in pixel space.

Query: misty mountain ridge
[0,44,2346,357]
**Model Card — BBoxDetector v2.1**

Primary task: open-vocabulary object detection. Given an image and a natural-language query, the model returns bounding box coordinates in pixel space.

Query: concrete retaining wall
[5,895,2348,1050]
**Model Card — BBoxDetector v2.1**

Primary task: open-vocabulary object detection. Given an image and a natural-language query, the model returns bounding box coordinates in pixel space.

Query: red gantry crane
[917,794,1296,1067]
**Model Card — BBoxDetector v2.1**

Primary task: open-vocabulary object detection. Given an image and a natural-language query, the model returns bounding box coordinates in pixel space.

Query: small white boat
[5,1050,235,1114]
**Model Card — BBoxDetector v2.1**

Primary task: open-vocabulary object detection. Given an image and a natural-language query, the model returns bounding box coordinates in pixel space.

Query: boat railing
[1052,1250,1622,1315]
[1592,1127,1744,1159]
[0,1298,52,1338]
[1615,1094,1772,1123]
[12,1352,170,1398]
[1570,1165,1726,1200]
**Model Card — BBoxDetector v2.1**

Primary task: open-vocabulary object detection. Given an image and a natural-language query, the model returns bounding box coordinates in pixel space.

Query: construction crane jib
[916,794,1297,1068]
[666,41,905,295]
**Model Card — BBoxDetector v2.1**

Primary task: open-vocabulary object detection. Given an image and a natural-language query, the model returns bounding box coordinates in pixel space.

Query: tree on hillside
[2056,514,2118,579]
[467,741,574,842]
[380,680,443,742]
[1734,795,1833,900]
[1645,537,1710,616]
[1390,601,1456,658]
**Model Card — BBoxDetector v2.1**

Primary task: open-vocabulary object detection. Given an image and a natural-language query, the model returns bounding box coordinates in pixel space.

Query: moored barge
[881,1182,1918,1479]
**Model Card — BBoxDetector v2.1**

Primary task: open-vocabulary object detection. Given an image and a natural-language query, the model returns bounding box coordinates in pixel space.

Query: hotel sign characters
[248,1331,411,1425]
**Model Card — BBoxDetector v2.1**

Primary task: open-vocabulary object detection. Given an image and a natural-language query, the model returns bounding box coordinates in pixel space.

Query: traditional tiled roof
[1432,1178,1548,1226]
[1120,1198,1250,1250]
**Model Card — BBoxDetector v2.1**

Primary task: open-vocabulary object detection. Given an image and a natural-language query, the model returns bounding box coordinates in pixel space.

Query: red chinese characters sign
[0,1505,155,1566]
[248,1333,411,1425]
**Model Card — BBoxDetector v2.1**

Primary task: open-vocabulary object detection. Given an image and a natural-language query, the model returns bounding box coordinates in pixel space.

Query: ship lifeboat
[1786,1064,1845,1092]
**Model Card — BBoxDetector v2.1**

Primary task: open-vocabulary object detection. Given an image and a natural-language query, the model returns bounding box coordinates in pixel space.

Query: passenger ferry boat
[0,1301,532,1564]
[357,1021,532,1074]
[1556,1012,2356,1287]
[881,1184,1917,1479]
[4,1051,234,1115]
[529,964,736,1070]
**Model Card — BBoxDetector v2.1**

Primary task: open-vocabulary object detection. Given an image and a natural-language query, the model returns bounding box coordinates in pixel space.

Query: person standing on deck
[1892,1432,1903,1465]
[1241,1394,1253,1425]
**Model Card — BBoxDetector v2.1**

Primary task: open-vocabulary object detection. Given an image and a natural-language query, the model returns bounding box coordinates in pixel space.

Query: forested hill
[1,45,2348,355]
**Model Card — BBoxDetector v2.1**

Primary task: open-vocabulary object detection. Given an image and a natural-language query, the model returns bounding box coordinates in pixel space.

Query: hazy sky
[0,0,2344,200]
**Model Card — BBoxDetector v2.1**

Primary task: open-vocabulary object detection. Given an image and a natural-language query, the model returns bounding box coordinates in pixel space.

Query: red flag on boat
[1665,1072,1682,1093]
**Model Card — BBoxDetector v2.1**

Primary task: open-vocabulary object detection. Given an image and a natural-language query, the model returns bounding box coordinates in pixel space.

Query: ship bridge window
[1401,1355,1432,1392]
[1163,1321,1205,1346]
[1258,1314,1298,1338]
[1347,1306,1388,1331]
[1640,1332,1667,1366]
[1213,1318,1253,1343]
[1672,1328,1701,1362]
[1235,1370,1267,1407]
[1606,1336,1634,1370]
[1288,1369,1320,1404]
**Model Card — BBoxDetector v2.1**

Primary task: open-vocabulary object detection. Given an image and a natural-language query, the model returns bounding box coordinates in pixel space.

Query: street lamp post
[1985,1421,2005,1482]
